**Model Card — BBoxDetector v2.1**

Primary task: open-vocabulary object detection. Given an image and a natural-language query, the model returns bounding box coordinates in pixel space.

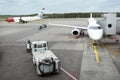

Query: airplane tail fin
[38,8,45,18]
[90,13,93,18]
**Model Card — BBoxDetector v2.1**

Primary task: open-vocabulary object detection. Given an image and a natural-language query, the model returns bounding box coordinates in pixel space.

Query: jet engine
[71,28,80,37]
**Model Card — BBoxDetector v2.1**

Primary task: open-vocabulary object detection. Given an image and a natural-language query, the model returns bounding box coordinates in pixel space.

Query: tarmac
[0,18,120,80]
[80,38,120,80]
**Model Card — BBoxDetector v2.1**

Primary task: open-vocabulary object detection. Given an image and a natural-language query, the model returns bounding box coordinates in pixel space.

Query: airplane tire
[80,32,84,36]
[80,33,81,36]
[83,32,84,36]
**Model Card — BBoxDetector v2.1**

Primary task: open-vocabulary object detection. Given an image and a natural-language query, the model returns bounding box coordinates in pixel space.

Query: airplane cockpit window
[89,26,101,29]
[98,26,101,29]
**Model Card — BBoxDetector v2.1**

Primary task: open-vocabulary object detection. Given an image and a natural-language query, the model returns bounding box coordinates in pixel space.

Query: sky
[0,0,120,15]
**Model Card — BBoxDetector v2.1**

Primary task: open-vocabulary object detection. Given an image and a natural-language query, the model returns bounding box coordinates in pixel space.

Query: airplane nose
[88,29,103,40]
[6,18,14,22]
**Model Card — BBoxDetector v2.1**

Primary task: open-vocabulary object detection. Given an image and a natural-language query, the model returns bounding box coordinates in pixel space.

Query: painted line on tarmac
[60,67,77,80]
[91,40,100,62]
[93,45,100,62]
[0,44,24,47]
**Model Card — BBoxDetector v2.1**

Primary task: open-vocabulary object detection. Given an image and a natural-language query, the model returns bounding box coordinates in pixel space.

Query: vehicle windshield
[43,43,46,47]
[38,44,42,48]
[89,26,101,29]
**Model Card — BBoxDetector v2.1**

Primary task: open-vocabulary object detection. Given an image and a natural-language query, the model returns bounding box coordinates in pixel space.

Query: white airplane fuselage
[49,13,104,41]
[87,17,103,40]
[6,8,45,23]
[13,16,41,23]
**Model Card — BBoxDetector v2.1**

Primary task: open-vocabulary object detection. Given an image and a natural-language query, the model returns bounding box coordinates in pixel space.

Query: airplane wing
[49,22,88,30]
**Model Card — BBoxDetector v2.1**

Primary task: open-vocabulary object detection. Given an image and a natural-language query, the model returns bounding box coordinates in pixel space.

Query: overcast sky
[0,0,120,15]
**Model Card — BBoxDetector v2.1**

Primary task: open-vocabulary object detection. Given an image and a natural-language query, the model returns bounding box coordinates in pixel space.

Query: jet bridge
[117,18,120,34]
[98,13,117,36]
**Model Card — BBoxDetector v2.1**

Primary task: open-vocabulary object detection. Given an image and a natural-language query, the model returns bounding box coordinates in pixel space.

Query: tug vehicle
[26,40,60,75]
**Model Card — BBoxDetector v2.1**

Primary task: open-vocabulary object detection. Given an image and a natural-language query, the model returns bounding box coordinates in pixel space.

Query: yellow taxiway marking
[86,39,100,62]
[93,45,100,62]
[91,40,100,62]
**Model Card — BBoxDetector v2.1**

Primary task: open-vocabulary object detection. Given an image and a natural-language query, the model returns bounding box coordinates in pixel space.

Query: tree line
[1,12,120,19]
[44,12,120,18]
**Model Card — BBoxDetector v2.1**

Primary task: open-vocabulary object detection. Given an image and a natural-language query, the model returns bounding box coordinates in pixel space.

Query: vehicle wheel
[44,24,47,28]
[39,26,42,30]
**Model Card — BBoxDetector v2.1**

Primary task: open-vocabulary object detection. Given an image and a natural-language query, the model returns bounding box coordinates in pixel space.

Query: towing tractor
[26,40,60,75]
[39,24,47,30]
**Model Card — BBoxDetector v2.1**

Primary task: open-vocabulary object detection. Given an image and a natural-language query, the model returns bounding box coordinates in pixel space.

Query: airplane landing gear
[80,30,84,36]
[93,41,97,46]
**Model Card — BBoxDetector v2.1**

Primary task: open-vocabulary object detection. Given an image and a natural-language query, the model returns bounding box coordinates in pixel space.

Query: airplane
[6,8,45,23]
[49,13,103,41]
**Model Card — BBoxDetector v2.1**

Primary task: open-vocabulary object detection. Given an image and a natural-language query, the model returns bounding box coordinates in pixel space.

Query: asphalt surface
[0,19,120,80]
[0,21,83,80]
